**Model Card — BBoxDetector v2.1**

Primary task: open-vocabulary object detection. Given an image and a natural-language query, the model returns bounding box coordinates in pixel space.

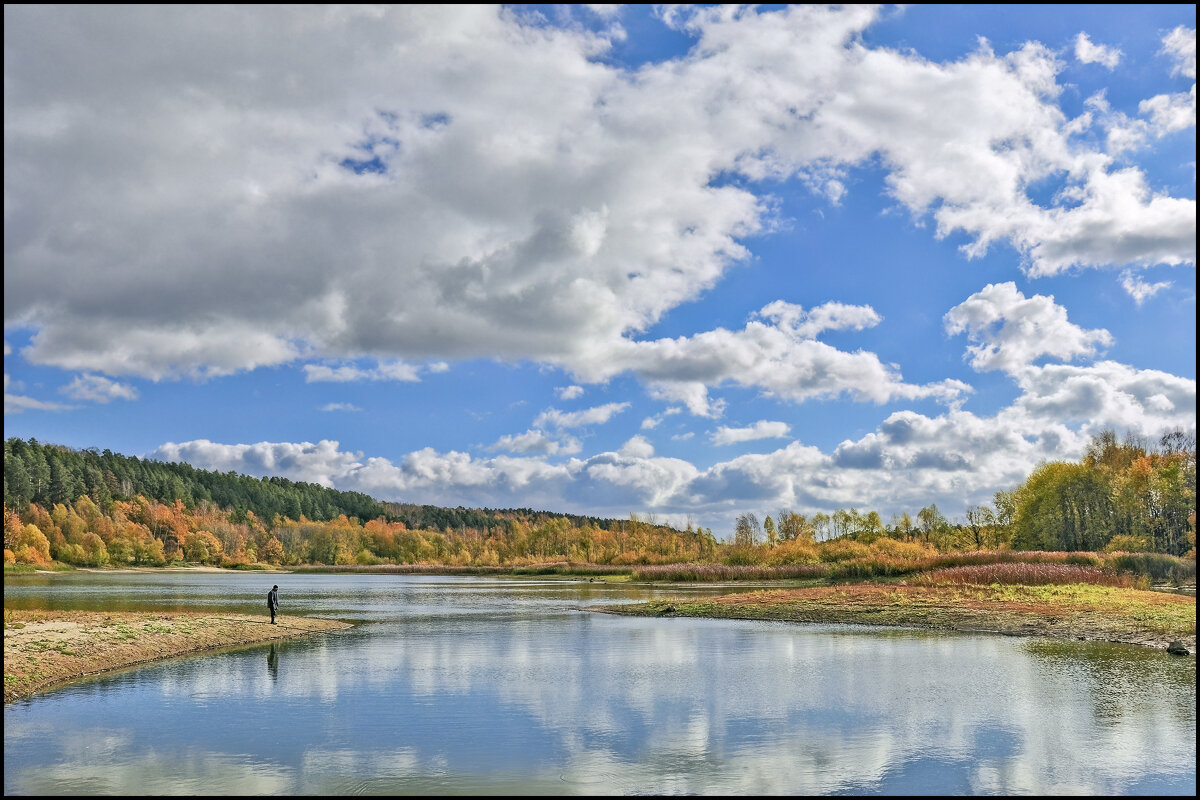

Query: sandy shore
[3,610,352,704]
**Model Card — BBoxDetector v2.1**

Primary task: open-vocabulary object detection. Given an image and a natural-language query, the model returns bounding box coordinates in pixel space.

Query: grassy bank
[598,580,1195,653]
[3,610,352,704]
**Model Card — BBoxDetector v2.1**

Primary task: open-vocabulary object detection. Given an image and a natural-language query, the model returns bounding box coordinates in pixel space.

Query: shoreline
[3,610,352,704]
[5,581,1193,704]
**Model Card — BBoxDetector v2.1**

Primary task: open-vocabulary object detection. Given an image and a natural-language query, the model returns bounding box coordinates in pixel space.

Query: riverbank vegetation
[4,431,1195,585]
[600,579,1195,654]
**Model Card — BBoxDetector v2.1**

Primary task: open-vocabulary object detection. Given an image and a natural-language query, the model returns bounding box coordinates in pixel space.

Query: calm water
[4,572,1196,796]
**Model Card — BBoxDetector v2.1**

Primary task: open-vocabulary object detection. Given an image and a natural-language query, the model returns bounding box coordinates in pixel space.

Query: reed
[913,562,1137,588]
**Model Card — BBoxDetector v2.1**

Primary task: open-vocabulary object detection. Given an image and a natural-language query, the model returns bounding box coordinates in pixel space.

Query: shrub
[767,539,821,565]
[818,539,871,562]
[1105,552,1196,584]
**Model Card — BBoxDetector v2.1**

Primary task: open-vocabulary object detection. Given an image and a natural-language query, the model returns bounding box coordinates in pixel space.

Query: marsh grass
[913,562,1140,588]
[175,548,1197,588]
[630,563,828,582]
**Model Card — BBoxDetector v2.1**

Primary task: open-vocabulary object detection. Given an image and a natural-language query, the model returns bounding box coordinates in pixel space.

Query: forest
[3,430,1195,574]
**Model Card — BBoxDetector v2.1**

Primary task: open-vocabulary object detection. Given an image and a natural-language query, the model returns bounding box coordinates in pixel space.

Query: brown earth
[599,582,1196,653]
[3,610,352,704]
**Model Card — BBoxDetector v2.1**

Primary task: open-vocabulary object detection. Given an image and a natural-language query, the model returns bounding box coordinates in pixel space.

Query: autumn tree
[733,512,761,547]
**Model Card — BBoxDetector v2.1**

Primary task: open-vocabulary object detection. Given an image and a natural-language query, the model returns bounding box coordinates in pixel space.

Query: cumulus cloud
[555,385,585,401]
[5,5,1193,398]
[1074,33,1121,69]
[1163,25,1196,80]
[157,343,1195,534]
[1135,26,1197,138]
[944,283,1113,373]
[574,301,968,416]
[711,420,792,445]
[60,373,139,403]
[146,271,1195,534]
[619,435,655,458]
[151,439,366,489]
[1012,360,1194,431]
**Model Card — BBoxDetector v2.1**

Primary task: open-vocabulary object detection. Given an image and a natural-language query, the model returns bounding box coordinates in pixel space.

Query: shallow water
[4,572,1196,795]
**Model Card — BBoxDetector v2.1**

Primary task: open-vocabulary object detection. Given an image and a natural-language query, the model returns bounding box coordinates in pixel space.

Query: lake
[4,571,1196,795]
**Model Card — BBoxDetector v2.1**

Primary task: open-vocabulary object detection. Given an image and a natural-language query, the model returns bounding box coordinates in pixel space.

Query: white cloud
[20,322,302,381]
[146,269,1195,534]
[584,5,622,19]
[1138,88,1196,136]
[619,435,655,458]
[152,439,366,489]
[489,429,582,456]
[1136,27,1197,138]
[755,300,883,339]
[555,385,584,400]
[320,402,362,412]
[156,343,1195,533]
[5,6,1192,396]
[1074,32,1121,69]
[571,301,968,416]
[711,420,792,445]
[534,402,630,429]
[60,373,139,403]
[1163,26,1196,80]
[304,361,423,383]
[4,381,74,415]
[642,406,684,429]
[1120,270,1172,304]
[944,282,1113,373]
[1012,360,1195,432]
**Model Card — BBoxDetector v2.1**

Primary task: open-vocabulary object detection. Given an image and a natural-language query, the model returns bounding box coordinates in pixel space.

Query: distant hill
[3,437,679,535]
[381,502,672,534]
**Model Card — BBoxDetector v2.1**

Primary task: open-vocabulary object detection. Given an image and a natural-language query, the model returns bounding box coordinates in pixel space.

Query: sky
[4,4,1196,537]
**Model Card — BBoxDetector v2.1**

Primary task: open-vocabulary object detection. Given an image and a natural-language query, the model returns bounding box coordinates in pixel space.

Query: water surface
[4,572,1196,795]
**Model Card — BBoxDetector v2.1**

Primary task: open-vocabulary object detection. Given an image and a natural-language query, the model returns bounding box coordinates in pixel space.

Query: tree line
[3,438,388,524]
[3,437,712,569]
[3,429,1195,570]
[729,429,1195,558]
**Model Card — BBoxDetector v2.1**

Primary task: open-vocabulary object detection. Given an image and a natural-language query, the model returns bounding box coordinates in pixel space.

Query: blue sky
[4,4,1195,536]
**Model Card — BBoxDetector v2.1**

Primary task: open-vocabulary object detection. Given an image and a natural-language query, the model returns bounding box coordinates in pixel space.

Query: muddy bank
[596,582,1196,654]
[3,610,351,704]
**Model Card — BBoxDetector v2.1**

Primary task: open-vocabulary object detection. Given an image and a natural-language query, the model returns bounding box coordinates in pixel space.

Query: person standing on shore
[268,585,279,624]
